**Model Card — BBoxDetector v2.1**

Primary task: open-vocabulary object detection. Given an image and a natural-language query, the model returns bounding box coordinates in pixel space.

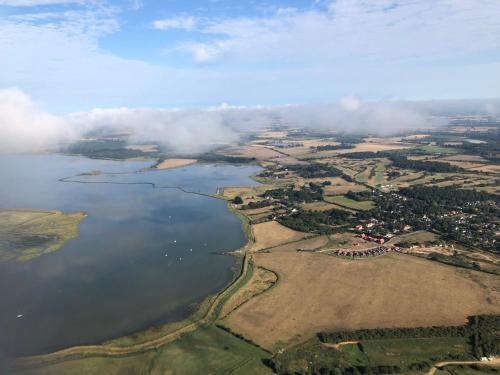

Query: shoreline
[10,161,260,370]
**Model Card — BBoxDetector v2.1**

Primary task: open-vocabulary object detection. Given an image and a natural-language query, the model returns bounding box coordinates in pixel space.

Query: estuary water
[0,154,261,357]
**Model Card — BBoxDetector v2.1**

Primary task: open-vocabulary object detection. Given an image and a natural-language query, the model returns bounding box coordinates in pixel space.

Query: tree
[233,196,243,204]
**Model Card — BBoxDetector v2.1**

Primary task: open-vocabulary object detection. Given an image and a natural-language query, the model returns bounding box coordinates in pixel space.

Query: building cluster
[335,246,402,258]
[359,233,385,244]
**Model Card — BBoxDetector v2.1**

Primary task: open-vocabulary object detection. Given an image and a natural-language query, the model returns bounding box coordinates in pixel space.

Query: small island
[0,209,87,262]
[154,158,198,170]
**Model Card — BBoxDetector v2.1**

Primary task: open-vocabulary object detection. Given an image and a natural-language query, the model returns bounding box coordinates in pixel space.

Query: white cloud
[0,88,75,153]
[1,0,499,110]
[2,88,499,154]
[68,107,241,154]
[177,0,500,65]
[339,96,361,111]
[153,16,198,31]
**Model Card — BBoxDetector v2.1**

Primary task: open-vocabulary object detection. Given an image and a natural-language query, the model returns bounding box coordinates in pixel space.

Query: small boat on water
[16,314,23,318]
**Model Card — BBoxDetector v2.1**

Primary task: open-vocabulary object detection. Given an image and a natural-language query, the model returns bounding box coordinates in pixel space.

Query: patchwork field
[224,252,500,350]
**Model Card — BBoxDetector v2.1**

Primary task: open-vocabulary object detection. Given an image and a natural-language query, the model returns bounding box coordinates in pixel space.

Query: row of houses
[335,246,402,258]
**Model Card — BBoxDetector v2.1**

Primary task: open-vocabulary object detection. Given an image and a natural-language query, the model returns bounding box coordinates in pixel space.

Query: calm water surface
[0,154,260,357]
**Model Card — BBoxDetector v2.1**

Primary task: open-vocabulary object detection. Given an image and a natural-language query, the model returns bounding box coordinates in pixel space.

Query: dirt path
[323,341,359,349]
[426,357,500,375]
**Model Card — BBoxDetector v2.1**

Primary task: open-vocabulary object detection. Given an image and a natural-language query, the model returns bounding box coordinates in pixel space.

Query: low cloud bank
[0,88,74,153]
[1,88,499,154]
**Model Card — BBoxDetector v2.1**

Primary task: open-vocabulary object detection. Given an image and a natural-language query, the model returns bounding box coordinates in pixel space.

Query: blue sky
[1,0,500,112]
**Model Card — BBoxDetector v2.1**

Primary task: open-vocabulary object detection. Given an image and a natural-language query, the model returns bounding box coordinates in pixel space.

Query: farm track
[426,357,500,375]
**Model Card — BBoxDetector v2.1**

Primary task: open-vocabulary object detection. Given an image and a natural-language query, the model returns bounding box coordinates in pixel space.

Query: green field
[390,230,439,245]
[417,145,461,155]
[324,195,375,210]
[372,161,387,184]
[357,336,472,366]
[271,336,476,374]
[15,326,271,375]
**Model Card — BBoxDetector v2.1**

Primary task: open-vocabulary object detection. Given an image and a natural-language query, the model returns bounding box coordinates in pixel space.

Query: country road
[426,357,499,375]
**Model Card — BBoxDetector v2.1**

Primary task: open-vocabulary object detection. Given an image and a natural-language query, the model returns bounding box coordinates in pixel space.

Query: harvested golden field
[441,154,488,162]
[258,130,289,138]
[221,145,282,160]
[267,235,329,253]
[333,141,414,154]
[469,164,500,173]
[224,252,500,350]
[250,221,308,252]
[436,160,486,169]
[242,206,275,216]
[155,158,197,170]
[222,185,272,200]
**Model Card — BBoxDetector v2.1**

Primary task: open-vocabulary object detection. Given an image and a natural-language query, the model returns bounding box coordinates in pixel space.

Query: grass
[359,336,473,366]
[15,326,271,375]
[340,343,369,366]
[418,145,461,155]
[324,195,375,211]
[272,335,476,374]
[144,326,271,375]
[389,230,439,245]
[372,160,390,185]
